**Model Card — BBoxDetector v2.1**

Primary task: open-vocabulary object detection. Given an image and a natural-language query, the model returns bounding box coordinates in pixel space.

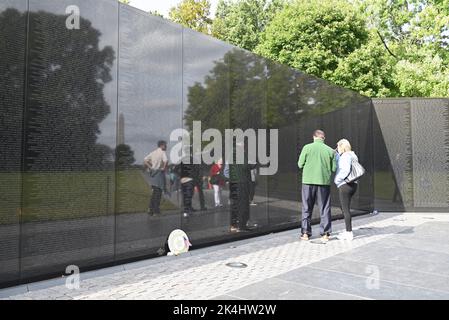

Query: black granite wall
[373,98,449,212]
[1,0,378,287]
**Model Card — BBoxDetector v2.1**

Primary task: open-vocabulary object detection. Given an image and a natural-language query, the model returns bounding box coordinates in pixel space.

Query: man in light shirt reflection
[144,140,168,216]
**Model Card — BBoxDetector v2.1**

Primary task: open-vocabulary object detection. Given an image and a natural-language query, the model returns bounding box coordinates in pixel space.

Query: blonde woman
[334,139,358,241]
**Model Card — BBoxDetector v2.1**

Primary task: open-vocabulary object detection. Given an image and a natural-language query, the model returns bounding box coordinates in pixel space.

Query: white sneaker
[337,231,353,241]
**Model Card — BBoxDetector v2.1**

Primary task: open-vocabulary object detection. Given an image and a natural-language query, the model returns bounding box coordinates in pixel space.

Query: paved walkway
[1,212,448,300]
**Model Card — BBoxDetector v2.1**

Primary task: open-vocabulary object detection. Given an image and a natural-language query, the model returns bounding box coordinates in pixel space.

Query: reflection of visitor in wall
[192,152,207,211]
[179,150,196,217]
[144,140,168,216]
[210,158,225,208]
[249,165,258,206]
[229,144,258,233]
[170,121,279,176]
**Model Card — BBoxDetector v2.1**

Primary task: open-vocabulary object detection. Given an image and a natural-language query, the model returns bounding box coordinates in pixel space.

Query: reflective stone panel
[373,99,414,211]
[410,99,449,208]
[0,0,27,285]
[0,0,385,288]
[21,0,118,279]
[373,98,449,211]
[181,28,234,243]
[266,61,300,227]
[228,48,269,232]
[116,6,182,259]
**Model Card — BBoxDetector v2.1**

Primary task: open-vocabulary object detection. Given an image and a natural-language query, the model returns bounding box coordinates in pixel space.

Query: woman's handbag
[345,156,365,183]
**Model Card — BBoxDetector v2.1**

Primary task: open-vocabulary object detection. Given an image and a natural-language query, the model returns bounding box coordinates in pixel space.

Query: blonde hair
[337,139,352,153]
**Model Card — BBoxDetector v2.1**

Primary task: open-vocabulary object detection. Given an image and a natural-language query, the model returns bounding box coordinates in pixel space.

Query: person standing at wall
[144,140,168,216]
[334,139,359,241]
[298,130,336,242]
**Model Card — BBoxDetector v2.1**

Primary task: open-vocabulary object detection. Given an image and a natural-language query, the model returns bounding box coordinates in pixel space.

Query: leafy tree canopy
[212,0,286,51]
[210,0,449,97]
[255,0,369,81]
[169,0,213,34]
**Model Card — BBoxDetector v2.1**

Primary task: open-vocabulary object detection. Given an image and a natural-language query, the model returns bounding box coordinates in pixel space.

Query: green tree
[357,0,449,58]
[255,0,369,81]
[118,0,130,5]
[169,0,212,34]
[393,48,449,97]
[356,0,449,97]
[212,0,286,51]
[149,10,164,18]
[330,34,397,97]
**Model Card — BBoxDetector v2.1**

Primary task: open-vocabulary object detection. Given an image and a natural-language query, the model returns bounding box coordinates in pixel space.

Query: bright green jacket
[298,139,337,186]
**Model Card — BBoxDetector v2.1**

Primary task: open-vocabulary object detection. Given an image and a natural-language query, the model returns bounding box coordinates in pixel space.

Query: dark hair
[158,140,167,148]
[313,130,325,139]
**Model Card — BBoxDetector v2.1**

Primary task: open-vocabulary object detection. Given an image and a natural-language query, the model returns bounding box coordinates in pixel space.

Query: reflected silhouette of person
[144,140,168,216]
[229,143,254,232]
[168,164,180,193]
[249,165,258,206]
[179,149,196,217]
[192,152,207,211]
[210,158,225,207]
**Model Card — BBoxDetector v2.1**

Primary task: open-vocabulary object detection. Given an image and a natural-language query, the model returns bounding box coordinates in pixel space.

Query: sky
[127,0,220,18]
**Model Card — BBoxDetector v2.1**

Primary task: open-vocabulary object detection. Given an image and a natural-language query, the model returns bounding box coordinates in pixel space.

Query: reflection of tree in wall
[184,47,371,204]
[25,11,115,171]
[184,48,366,133]
[116,144,136,170]
[185,49,282,133]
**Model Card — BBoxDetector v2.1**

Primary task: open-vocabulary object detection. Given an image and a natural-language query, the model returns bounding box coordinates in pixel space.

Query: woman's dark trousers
[338,183,358,232]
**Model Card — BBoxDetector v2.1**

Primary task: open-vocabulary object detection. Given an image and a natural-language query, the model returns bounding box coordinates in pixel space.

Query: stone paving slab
[1,212,448,300]
[222,220,449,300]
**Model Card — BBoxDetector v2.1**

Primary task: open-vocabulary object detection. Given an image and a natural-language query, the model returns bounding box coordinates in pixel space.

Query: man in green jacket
[298,130,337,242]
